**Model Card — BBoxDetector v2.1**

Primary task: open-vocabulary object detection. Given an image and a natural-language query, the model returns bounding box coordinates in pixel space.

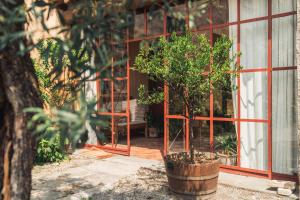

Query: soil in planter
[165,151,218,164]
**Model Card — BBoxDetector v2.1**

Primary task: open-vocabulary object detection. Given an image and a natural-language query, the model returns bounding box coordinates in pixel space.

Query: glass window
[272,70,297,175]
[240,20,268,69]
[272,15,296,68]
[240,122,268,170]
[214,121,237,166]
[240,72,268,120]
[114,80,127,113]
[167,3,186,33]
[132,11,145,39]
[272,0,296,15]
[212,0,237,24]
[240,0,268,20]
[191,120,210,152]
[147,7,164,36]
[169,88,185,115]
[213,80,236,118]
[189,0,210,29]
[99,81,111,112]
[168,119,186,153]
[113,116,128,148]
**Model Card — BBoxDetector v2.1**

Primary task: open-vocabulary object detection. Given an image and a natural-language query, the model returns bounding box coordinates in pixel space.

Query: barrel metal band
[170,187,217,196]
[167,172,219,181]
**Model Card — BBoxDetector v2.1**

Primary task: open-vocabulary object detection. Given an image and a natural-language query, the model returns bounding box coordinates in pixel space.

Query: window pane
[213,75,237,118]
[212,0,237,24]
[97,115,112,145]
[191,120,210,152]
[169,88,185,115]
[168,119,186,153]
[240,122,268,170]
[147,7,164,36]
[240,72,268,119]
[272,15,296,68]
[113,42,127,77]
[113,116,128,148]
[99,81,111,112]
[240,20,268,69]
[132,12,145,39]
[167,3,186,33]
[189,0,210,29]
[272,0,296,15]
[114,80,127,113]
[214,121,237,166]
[240,0,267,20]
[272,70,298,175]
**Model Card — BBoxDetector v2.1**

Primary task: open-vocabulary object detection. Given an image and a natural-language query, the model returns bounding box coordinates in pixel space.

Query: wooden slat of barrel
[166,159,220,197]
[167,175,218,196]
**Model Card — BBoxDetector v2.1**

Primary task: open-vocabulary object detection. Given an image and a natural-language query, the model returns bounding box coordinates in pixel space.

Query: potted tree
[134,32,238,198]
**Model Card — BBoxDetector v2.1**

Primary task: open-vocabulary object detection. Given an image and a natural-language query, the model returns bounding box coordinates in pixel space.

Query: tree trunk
[0,1,43,198]
[0,43,42,200]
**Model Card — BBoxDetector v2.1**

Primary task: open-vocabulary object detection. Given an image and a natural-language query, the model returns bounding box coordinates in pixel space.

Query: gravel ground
[32,151,294,200]
[91,168,291,200]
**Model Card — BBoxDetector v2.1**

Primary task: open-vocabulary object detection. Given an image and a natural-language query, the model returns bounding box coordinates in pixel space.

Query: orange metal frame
[94,0,297,181]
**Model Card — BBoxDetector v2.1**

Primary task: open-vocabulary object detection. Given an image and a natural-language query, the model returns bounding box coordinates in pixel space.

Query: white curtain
[85,53,98,145]
[272,2,297,175]
[229,0,297,173]
[230,0,269,170]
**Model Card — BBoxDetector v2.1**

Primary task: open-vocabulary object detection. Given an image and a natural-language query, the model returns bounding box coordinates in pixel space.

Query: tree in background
[0,0,190,199]
[0,0,132,199]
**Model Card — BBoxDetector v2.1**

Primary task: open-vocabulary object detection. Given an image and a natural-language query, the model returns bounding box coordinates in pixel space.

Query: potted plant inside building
[147,112,159,137]
[215,134,237,166]
[134,32,239,198]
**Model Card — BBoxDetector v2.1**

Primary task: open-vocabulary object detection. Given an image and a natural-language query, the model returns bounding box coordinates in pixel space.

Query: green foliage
[34,39,89,108]
[137,85,164,105]
[36,134,66,164]
[25,93,107,149]
[215,134,237,156]
[134,32,239,119]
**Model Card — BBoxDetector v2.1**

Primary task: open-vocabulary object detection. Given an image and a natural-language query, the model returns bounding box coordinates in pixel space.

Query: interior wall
[129,41,149,100]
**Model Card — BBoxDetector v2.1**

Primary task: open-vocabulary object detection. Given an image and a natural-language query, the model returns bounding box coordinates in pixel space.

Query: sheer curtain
[229,0,269,170]
[272,0,297,175]
[229,0,297,173]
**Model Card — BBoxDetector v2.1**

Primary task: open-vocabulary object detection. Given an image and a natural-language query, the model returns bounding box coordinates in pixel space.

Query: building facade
[86,0,299,181]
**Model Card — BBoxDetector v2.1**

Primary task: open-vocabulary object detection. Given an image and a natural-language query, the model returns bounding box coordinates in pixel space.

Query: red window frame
[94,0,297,181]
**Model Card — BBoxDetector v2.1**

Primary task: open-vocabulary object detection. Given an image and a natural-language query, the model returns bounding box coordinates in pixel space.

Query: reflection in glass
[148,8,164,35]
[189,0,210,29]
[167,3,186,33]
[132,12,145,39]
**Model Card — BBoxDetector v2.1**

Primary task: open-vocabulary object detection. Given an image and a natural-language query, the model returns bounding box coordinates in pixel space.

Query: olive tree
[134,32,239,161]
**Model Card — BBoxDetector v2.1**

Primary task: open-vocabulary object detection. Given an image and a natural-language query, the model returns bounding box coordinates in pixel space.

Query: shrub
[35,134,66,164]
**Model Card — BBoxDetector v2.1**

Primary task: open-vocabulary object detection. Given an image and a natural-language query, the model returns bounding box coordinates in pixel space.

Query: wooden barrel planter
[165,153,220,198]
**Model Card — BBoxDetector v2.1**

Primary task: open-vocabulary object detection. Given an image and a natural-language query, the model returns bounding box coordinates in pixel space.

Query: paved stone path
[31,150,295,200]
[31,151,162,200]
